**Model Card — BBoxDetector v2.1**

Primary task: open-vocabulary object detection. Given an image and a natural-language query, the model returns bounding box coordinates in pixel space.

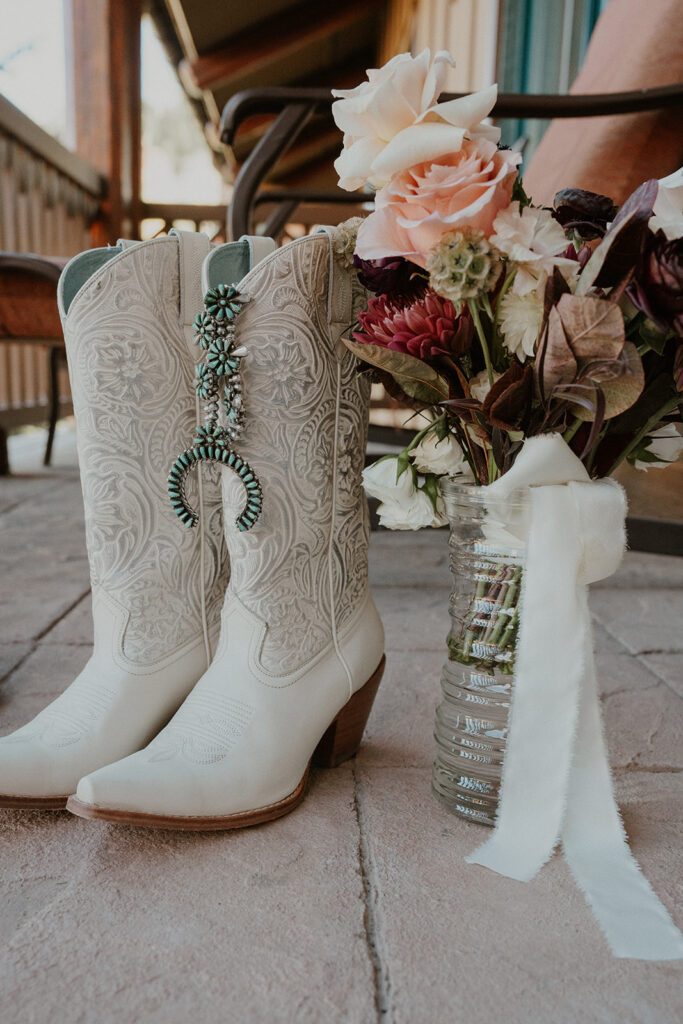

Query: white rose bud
[410,433,473,477]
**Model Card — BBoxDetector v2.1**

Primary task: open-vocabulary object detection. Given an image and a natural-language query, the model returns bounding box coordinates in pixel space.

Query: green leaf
[396,450,411,481]
[420,473,441,514]
[343,338,449,404]
[512,176,533,210]
[434,416,450,442]
[637,317,670,356]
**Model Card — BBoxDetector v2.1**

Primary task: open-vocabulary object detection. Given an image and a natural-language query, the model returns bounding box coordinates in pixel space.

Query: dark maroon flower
[562,242,592,270]
[553,187,618,240]
[353,254,427,300]
[629,230,683,336]
[353,291,472,361]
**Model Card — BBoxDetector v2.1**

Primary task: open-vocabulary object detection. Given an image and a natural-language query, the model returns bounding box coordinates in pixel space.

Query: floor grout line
[352,764,392,1023]
[33,587,92,643]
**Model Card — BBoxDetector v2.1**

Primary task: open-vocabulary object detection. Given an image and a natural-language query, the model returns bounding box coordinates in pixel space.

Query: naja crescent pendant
[169,282,260,532]
[168,445,263,532]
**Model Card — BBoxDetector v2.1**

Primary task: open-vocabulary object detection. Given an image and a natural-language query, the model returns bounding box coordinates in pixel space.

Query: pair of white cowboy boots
[0,228,385,829]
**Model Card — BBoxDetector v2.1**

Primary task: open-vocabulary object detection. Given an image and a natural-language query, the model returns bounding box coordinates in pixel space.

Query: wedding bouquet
[331,49,683,530]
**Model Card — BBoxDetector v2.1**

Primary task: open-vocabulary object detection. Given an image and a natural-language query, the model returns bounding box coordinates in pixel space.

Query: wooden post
[65,0,142,242]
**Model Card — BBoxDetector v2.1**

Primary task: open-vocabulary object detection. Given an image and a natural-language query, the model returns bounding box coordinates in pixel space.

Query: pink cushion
[523,0,683,207]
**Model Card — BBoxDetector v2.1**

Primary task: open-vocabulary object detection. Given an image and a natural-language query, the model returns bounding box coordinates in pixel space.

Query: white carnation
[492,202,577,295]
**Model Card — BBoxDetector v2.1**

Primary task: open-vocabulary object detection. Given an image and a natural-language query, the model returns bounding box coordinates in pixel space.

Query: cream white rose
[332,49,500,191]
[377,488,448,530]
[649,167,683,240]
[410,432,473,477]
[362,456,447,529]
[634,422,683,469]
[362,456,414,502]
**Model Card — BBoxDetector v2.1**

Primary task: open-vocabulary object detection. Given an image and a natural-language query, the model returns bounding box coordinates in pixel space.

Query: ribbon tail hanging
[465,435,683,961]
[562,627,683,960]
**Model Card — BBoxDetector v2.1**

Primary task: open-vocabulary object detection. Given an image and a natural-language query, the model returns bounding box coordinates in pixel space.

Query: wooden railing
[0,93,105,436]
[140,203,228,241]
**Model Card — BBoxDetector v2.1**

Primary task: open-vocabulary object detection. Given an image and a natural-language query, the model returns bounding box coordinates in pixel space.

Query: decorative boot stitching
[168,283,263,532]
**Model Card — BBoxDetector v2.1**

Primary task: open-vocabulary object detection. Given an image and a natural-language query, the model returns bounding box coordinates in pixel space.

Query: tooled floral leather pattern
[64,239,228,664]
[220,234,371,675]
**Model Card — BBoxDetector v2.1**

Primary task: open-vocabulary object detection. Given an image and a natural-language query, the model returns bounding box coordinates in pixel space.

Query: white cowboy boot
[0,230,275,808]
[68,230,385,829]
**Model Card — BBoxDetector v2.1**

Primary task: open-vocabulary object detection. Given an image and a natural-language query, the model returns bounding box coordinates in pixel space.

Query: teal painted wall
[497,0,610,163]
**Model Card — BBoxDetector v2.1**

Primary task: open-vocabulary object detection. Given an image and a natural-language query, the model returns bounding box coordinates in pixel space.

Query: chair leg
[0,425,9,476]
[44,347,61,466]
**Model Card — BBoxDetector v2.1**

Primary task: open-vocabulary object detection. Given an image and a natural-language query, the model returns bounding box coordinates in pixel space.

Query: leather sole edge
[65,769,309,831]
[0,794,69,810]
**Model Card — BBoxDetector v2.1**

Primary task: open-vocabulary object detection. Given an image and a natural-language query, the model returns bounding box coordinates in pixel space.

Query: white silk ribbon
[466,434,683,960]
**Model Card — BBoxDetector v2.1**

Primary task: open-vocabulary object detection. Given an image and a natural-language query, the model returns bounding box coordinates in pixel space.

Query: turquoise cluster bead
[168,281,261,532]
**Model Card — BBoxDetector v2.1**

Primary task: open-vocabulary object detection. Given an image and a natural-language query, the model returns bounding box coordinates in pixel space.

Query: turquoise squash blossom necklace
[168,283,263,532]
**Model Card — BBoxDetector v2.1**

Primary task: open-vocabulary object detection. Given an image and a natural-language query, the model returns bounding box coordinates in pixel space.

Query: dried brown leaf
[556,293,625,362]
[542,306,578,395]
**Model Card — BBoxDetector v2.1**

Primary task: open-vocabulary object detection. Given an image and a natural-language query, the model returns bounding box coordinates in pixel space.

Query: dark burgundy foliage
[553,187,618,240]
[629,231,683,336]
[592,178,658,289]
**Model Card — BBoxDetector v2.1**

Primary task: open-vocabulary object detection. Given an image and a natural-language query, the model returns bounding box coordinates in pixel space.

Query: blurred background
[0,0,681,535]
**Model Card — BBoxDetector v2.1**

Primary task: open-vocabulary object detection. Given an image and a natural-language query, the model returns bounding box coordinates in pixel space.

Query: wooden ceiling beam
[180,0,383,96]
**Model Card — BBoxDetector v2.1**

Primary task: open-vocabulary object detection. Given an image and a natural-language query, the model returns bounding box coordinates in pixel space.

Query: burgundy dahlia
[629,230,683,336]
[353,254,427,301]
[353,291,471,361]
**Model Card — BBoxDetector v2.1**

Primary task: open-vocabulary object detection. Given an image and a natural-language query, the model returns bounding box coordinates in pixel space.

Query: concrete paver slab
[356,766,683,1024]
[640,652,683,699]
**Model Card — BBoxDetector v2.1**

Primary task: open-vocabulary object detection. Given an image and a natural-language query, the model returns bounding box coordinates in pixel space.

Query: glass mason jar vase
[432,479,529,826]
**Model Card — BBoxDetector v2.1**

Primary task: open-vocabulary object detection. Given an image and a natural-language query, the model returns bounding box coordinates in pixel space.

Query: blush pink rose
[355,139,521,268]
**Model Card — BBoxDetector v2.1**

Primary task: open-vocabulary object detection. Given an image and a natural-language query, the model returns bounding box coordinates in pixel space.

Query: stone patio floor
[1,425,682,1024]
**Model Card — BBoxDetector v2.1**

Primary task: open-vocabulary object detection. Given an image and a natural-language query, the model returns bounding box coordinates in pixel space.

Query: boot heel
[313,655,386,769]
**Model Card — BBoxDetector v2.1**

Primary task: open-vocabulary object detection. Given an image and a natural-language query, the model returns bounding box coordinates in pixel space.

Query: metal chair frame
[221,83,683,239]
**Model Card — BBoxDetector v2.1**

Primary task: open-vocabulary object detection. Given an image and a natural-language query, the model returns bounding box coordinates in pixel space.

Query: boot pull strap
[243,235,276,268]
[315,227,354,333]
[169,228,212,348]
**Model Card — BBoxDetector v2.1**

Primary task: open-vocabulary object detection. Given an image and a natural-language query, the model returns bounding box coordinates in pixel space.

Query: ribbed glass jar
[432,479,529,826]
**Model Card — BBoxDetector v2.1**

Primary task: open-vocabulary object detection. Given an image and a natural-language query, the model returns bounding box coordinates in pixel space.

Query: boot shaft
[58,235,227,666]
[204,231,371,675]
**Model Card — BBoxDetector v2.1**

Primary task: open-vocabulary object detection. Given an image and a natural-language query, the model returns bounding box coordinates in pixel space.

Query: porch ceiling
[151,0,386,186]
